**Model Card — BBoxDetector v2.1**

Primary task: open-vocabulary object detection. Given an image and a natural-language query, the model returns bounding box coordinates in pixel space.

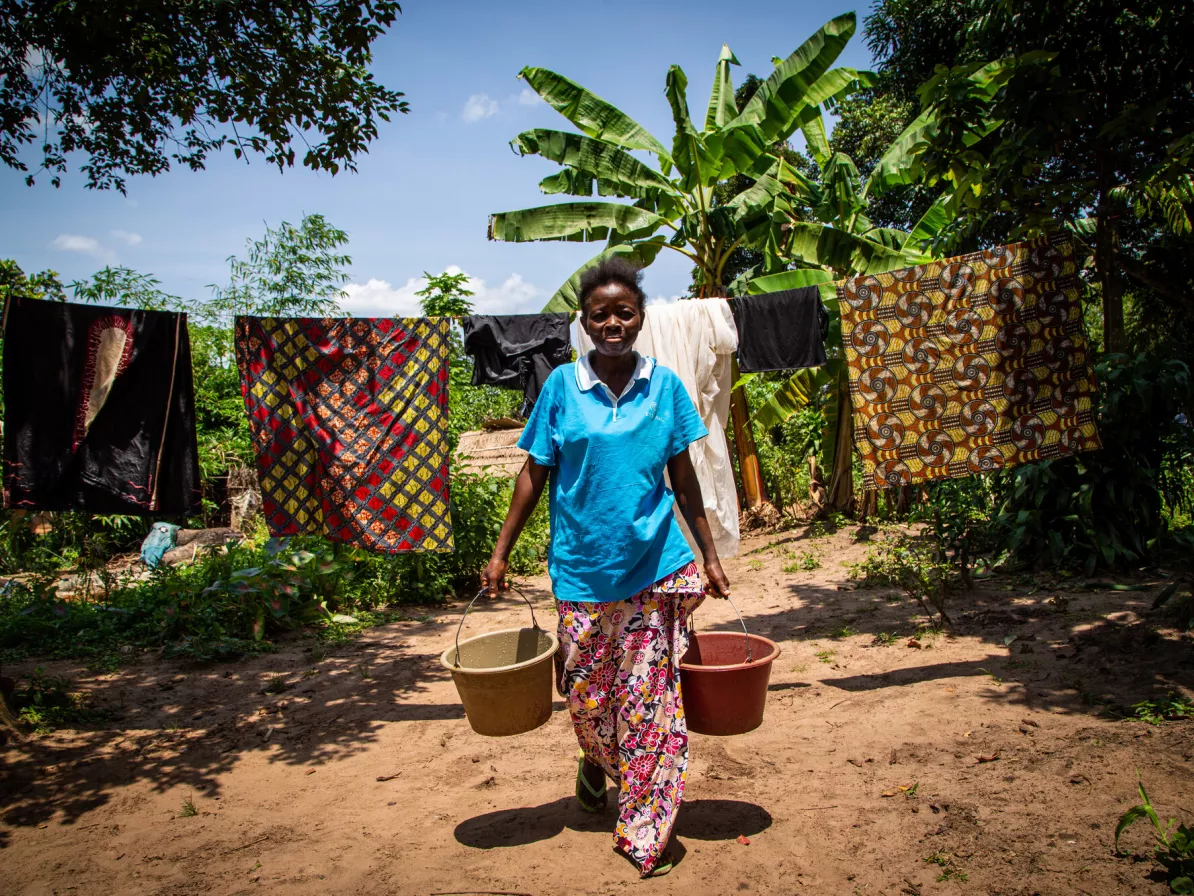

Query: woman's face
[582,283,643,358]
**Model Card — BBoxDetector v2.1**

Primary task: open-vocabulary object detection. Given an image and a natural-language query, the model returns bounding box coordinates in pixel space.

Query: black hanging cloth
[3,297,202,515]
[461,313,572,416]
[730,287,829,372]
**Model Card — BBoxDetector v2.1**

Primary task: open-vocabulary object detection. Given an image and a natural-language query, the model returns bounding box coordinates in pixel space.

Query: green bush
[0,468,549,664]
[745,372,823,512]
[993,353,1193,572]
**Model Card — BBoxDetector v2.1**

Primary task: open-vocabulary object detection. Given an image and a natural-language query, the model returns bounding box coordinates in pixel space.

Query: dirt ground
[2,525,1192,896]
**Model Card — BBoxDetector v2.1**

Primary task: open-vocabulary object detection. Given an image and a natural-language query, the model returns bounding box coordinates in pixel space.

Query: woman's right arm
[481,457,550,596]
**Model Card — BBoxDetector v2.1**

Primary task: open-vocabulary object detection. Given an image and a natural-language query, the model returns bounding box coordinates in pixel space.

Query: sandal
[643,852,674,878]
[575,750,607,813]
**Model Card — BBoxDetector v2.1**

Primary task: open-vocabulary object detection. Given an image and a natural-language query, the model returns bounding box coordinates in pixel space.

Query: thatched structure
[455,428,527,478]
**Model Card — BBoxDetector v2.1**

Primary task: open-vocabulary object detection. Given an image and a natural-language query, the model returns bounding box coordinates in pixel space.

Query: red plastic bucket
[680,598,780,736]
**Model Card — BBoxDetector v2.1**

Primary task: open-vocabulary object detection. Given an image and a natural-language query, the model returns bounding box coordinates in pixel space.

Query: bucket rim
[440,626,559,676]
[679,630,782,672]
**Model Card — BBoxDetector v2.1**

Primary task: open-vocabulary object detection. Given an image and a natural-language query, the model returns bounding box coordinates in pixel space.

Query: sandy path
[2,527,1192,895]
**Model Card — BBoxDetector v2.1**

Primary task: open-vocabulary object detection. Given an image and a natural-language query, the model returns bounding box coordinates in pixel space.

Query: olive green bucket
[441,588,558,737]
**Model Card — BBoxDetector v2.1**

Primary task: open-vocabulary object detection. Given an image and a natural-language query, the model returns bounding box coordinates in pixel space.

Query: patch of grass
[829,624,857,639]
[1115,778,1193,893]
[873,631,898,646]
[263,674,291,695]
[178,795,198,818]
[814,649,835,664]
[353,663,372,680]
[790,663,808,673]
[1131,693,1194,725]
[12,668,114,734]
[782,551,821,573]
[924,852,968,883]
[978,667,1004,685]
[746,558,763,572]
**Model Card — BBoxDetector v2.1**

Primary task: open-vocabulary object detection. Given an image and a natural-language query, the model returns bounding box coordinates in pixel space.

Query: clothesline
[2,235,1102,556]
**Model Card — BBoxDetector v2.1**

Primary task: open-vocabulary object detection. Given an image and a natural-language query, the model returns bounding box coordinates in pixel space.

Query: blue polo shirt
[517,352,708,603]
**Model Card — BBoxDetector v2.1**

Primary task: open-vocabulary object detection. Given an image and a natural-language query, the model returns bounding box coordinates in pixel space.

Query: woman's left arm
[667,449,732,598]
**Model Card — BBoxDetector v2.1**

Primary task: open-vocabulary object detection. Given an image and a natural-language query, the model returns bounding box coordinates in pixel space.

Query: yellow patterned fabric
[235,316,453,552]
[836,235,1101,490]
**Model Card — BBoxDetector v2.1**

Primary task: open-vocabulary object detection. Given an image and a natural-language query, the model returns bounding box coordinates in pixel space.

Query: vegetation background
[0,0,1191,694]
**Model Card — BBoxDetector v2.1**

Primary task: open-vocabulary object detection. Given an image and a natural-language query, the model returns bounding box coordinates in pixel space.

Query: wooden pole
[729,357,768,509]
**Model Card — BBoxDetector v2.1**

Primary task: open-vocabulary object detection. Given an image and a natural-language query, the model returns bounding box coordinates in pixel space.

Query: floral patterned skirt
[555,561,704,876]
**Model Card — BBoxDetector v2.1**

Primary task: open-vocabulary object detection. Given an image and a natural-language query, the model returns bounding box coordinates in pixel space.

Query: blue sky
[2,1,878,316]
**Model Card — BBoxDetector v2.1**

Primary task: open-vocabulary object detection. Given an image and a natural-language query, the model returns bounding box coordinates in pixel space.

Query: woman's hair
[578,257,647,315]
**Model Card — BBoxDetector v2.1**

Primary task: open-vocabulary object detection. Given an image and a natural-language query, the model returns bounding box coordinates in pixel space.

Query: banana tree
[736,138,957,512]
[488,13,874,507]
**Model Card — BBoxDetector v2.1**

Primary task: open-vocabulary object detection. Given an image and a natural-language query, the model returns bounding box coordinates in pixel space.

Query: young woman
[481,258,732,877]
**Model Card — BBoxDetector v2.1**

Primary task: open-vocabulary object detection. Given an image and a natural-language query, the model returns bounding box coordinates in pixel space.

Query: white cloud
[340,276,426,317]
[340,265,544,317]
[51,234,110,260]
[461,93,500,123]
[109,229,143,246]
[517,87,544,106]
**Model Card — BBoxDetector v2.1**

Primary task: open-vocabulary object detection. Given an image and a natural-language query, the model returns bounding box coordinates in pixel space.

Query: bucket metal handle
[726,594,753,663]
[453,583,541,668]
[693,593,753,663]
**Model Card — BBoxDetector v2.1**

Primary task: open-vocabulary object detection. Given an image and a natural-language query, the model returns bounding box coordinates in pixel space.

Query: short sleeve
[666,370,708,458]
[516,367,562,467]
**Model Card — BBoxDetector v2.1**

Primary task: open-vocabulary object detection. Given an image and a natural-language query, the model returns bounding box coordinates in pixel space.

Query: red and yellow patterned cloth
[836,235,1101,490]
[235,316,453,552]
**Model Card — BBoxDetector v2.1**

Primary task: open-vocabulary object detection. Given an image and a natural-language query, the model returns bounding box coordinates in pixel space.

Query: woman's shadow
[454,797,772,851]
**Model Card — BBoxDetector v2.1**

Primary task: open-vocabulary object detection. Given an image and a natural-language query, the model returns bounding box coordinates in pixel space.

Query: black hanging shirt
[461,313,572,416]
[730,287,829,372]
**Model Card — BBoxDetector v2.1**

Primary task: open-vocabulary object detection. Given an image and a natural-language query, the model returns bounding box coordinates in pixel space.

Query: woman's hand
[481,556,509,598]
[703,558,731,599]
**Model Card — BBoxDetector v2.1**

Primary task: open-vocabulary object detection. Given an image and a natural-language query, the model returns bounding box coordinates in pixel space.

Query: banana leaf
[800,113,832,167]
[745,268,834,294]
[704,44,740,132]
[726,13,858,144]
[511,129,676,199]
[519,67,672,170]
[752,365,829,430]
[488,202,664,243]
[666,64,726,191]
[781,221,912,275]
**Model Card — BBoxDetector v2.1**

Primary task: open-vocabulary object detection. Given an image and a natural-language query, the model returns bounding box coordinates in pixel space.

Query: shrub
[850,533,955,625]
[993,353,1193,573]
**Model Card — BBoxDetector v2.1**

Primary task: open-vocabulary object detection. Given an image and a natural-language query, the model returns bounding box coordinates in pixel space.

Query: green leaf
[780,221,913,275]
[726,13,857,143]
[800,113,832,167]
[866,108,939,194]
[745,268,834,294]
[542,238,666,311]
[704,44,740,132]
[752,366,828,430]
[519,67,671,167]
[666,65,724,190]
[905,193,954,250]
[511,129,676,200]
[487,202,664,243]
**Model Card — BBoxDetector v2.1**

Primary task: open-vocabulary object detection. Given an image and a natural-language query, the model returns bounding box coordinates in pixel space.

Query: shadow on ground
[453,797,772,849]
[0,582,559,831]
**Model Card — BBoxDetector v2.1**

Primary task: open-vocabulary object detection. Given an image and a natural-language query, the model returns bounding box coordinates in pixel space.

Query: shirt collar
[575,351,655,396]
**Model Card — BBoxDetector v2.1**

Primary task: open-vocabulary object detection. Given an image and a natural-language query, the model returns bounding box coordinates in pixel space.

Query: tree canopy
[863,0,1194,352]
[1,0,408,193]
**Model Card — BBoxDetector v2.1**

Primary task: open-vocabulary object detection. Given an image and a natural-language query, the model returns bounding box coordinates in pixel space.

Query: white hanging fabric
[575,299,741,559]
